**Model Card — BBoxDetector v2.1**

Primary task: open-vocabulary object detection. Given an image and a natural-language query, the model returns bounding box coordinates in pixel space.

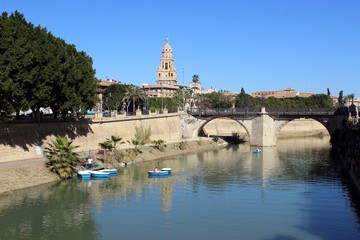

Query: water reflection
[0,136,359,240]
[0,181,97,240]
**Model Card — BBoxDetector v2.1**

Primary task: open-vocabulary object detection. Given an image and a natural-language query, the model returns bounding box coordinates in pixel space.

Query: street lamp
[143,88,149,115]
[161,86,164,112]
[109,92,111,116]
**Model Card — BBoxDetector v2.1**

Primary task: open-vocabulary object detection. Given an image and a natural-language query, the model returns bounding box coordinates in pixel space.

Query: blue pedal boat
[98,168,118,176]
[253,148,262,154]
[160,168,172,174]
[77,170,91,179]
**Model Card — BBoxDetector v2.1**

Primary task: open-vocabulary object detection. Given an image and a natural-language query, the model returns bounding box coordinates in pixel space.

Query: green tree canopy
[0,11,98,120]
[234,91,334,109]
[103,83,129,112]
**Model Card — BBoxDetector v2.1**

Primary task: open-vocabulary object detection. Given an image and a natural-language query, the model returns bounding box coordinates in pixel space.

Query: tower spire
[157,38,177,85]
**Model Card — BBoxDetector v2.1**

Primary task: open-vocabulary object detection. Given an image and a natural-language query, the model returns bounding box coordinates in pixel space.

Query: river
[0,137,359,240]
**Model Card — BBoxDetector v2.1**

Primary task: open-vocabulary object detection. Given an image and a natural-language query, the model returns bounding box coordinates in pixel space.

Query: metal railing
[188,108,335,117]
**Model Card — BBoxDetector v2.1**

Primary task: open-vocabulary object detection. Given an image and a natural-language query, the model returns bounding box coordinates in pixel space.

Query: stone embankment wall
[331,125,360,192]
[0,114,182,163]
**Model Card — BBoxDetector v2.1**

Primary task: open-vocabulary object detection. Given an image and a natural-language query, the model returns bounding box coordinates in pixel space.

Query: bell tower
[157,38,177,85]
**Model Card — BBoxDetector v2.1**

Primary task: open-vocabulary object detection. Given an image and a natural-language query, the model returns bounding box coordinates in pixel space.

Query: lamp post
[161,86,164,112]
[109,92,111,117]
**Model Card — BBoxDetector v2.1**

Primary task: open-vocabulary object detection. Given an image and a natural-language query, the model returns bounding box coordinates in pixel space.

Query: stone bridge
[183,107,344,146]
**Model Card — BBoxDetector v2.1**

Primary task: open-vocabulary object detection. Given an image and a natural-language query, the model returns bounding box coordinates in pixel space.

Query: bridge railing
[188,108,335,117]
[187,108,261,117]
[266,108,335,116]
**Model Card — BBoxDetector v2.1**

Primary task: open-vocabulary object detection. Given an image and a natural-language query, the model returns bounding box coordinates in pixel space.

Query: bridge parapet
[188,108,261,118]
[188,108,335,118]
[266,108,335,116]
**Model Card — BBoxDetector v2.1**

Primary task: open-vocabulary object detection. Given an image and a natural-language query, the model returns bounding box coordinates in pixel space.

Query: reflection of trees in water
[0,180,97,240]
[276,137,333,180]
[277,150,332,179]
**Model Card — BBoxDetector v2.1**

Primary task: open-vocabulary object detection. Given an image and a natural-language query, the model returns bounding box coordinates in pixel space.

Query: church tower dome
[157,38,177,85]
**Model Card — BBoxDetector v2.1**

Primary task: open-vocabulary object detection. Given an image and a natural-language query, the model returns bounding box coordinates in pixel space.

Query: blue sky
[1,0,359,97]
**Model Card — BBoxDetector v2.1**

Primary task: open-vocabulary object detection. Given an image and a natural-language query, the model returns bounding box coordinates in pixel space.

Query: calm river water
[1,137,360,240]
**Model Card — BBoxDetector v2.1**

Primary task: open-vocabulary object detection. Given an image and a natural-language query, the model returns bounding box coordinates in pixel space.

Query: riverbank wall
[331,123,360,193]
[0,113,183,163]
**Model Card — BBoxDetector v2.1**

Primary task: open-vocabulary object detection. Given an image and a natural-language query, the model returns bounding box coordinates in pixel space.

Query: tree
[0,11,32,117]
[338,91,345,107]
[192,74,199,83]
[305,94,333,108]
[348,93,355,105]
[103,84,128,113]
[122,85,146,113]
[202,92,233,108]
[193,93,209,108]
[148,97,178,112]
[173,88,191,110]
[0,11,98,120]
[45,136,80,179]
[327,88,331,96]
[235,91,257,108]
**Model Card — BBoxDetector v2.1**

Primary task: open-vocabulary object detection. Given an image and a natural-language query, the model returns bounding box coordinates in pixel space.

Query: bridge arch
[275,117,331,140]
[195,116,251,142]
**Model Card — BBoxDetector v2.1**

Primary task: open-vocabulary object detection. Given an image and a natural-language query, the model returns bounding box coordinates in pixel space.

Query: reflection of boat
[253,148,262,154]
[160,168,172,174]
[148,175,170,179]
[98,169,118,176]
[78,171,91,179]
[148,170,170,177]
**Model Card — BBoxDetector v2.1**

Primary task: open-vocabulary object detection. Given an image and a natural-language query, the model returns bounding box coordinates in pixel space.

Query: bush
[152,139,167,152]
[212,136,219,143]
[134,126,152,144]
[179,141,187,150]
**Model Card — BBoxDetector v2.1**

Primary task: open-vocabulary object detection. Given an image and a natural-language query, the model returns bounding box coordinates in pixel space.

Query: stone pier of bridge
[238,107,288,146]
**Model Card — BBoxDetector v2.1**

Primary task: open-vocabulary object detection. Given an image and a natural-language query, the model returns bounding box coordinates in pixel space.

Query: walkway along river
[0,136,359,240]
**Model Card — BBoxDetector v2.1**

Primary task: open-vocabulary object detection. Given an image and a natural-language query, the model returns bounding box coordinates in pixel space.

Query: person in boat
[153,167,158,172]
[88,158,93,169]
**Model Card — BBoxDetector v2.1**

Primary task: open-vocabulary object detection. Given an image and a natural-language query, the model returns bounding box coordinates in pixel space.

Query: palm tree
[107,135,124,150]
[45,136,80,179]
[192,74,199,83]
[98,140,113,151]
[173,89,191,110]
[122,85,146,114]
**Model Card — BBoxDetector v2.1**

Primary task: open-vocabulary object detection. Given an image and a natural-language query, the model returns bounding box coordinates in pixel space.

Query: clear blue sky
[1,0,359,97]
